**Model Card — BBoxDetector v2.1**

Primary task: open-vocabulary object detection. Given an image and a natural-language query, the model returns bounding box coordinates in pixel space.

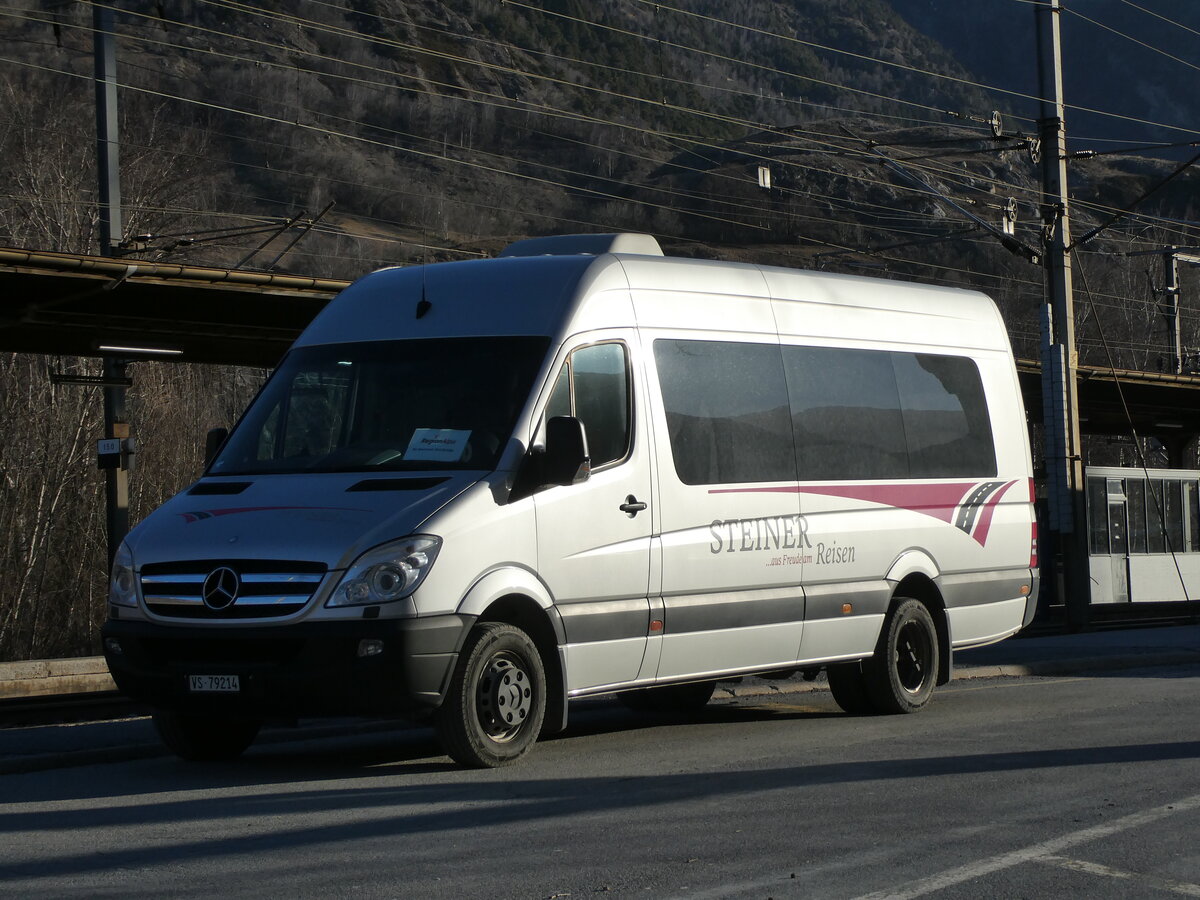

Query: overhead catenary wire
[303,0,1188,154]
[628,0,1048,112]
[0,54,780,236]
[0,11,1036,254]
[10,5,962,227]
[1064,4,1200,75]
[21,1,1200,252]
[188,0,976,159]
[496,0,1018,126]
[1113,0,1200,39]
[16,0,1200,187]
[2,94,1055,274]
[295,0,969,133]
[512,0,1200,138]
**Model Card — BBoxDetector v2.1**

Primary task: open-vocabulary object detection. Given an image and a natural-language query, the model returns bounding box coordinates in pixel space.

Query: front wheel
[434,622,547,768]
[826,663,875,714]
[863,598,939,714]
[152,711,261,761]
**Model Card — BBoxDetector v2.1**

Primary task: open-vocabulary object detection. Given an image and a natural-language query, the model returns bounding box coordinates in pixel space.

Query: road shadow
[2,683,1199,889]
[1076,661,1200,680]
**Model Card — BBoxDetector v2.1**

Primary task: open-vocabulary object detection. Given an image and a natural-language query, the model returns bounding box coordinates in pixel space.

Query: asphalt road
[2,666,1199,899]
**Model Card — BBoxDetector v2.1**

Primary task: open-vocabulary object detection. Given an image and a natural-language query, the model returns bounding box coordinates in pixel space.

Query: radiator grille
[140,560,326,619]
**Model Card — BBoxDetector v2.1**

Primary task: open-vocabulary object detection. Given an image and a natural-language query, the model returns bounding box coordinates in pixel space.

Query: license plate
[188,674,240,693]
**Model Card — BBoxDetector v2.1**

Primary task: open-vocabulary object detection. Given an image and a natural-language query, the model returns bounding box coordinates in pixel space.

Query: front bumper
[101,614,473,717]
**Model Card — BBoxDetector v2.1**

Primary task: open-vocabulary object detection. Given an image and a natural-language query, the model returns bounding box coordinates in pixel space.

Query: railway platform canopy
[0,246,347,368]
[1015,360,1200,461]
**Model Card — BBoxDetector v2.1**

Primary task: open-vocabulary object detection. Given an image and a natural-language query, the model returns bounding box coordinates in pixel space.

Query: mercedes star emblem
[202,566,240,610]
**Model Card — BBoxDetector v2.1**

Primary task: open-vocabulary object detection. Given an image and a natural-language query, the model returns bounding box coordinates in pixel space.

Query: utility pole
[1163,251,1183,373]
[93,2,130,573]
[94,3,121,254]
[1160,250,1200,374]
[1037,0,1091,628]
[1127,246,1200,376]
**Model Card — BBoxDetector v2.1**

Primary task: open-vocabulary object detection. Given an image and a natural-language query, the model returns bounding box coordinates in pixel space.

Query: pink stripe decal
[713,482,977,524]
[708,485,803,495]
[795,483,978,525]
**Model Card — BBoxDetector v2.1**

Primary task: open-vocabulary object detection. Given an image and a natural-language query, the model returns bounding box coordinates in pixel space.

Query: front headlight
[326,535,441,608]
[109,541,138,607]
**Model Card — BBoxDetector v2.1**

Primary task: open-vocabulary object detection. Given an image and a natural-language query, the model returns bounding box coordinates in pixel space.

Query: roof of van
[294,254,624,347]
[293,243,1005,352]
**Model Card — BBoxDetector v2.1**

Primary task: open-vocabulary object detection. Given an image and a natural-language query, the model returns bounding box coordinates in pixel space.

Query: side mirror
[204,427,229,469]
[543,416,590,486]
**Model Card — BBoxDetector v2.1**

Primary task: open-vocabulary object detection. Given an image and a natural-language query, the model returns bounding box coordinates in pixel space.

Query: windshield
[210,337,550,475]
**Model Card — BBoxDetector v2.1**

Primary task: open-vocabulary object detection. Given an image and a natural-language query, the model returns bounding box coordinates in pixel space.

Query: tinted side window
[894,353,996,478]
[546,364,571,420]
[545,343,631,469]
[784,347,996,481]
[654,339,794,485]
[784,346,907,480]
[572,343,630,468]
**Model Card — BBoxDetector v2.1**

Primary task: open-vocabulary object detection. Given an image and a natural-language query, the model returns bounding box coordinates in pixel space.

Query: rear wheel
[863,598,939,714]
[153,711,261,761]
[618,680,716,713]
[434,622,547,768]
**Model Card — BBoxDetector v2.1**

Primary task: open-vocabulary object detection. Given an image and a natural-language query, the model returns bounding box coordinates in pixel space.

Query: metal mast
[1037,0,1090,628]
[93,2,130,573]
[94,3,122,254]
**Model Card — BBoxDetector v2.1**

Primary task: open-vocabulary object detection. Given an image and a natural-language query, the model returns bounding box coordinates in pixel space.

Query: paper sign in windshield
[405,428,471,462]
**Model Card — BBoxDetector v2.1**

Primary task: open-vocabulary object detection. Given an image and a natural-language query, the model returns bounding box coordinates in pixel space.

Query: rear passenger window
[654,339,795,485]
[783,346,996,481]
[894,353,996,478]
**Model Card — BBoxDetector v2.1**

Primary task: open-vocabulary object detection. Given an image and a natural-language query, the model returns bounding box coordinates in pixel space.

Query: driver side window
[546,342,631,469]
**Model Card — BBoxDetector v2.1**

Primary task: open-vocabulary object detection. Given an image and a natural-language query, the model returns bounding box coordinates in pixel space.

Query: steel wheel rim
[474,651,533,742]
[895,620,933,695]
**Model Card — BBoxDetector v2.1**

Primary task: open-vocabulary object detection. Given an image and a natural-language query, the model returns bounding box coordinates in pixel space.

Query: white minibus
[102,233,1038,767]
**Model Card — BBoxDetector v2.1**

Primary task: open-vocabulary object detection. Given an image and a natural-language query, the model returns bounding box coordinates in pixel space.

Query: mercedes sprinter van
[102,233,1038,767]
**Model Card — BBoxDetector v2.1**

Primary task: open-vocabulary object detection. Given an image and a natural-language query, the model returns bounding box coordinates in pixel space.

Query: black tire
[618,680,716,713]
[434,622,547,768]
[152,711,261,761]
[863,597,939,714]
[826,662,876,715]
